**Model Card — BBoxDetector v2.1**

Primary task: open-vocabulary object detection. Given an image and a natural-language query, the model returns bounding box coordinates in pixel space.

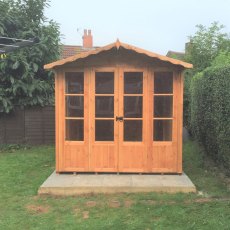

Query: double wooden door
[90,68,147,172]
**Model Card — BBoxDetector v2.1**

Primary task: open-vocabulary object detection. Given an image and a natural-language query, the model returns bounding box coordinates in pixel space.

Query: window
[153,72,173,141]
[65,72,84,141]
[154,120,172,141]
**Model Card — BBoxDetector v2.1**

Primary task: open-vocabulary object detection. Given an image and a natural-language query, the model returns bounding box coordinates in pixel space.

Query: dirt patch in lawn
[140,200,177,206]
[26,204,50,214]
[124,200,134,208]
[73,208,81,216]
[195,197,230,203]
[163,201,176,205]
[86,201,97,207]
[140,200,157,205]
[184,197,230,204]
[82,211,89,219]
[194,198,213,203]
[109,200,121,208]
[74,208,90,219]
[32,195,39,201]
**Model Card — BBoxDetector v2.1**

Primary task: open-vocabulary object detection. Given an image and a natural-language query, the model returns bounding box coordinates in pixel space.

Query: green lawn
[0,141,230,230]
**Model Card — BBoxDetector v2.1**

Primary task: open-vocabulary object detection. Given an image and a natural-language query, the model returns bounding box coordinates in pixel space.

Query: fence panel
[0,106,55,145]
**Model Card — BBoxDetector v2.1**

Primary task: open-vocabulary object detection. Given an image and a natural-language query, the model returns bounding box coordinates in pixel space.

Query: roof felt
[45,40,193,70]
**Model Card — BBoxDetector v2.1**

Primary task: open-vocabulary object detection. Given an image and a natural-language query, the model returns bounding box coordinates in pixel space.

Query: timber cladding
[0,106,55,145]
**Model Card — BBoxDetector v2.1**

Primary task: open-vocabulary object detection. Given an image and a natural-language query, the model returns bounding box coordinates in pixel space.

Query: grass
[0,140,230,230]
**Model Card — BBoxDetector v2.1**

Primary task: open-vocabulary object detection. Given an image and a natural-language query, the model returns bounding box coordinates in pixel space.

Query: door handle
[116,116,123,122]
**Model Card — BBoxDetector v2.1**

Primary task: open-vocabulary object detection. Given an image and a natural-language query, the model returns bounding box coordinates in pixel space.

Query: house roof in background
[60,45,99,59]
[166,50,185,61]
[45,40,193,70]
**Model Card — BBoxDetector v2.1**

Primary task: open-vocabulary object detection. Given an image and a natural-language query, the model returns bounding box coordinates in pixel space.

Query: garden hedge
[190,65,230,170]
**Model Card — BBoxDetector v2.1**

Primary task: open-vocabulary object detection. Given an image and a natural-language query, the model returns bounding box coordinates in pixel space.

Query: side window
[65,72,84,141]
[153,72,173,141]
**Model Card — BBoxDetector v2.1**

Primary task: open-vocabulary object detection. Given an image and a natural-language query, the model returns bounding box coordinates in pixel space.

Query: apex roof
[45,40,193,70]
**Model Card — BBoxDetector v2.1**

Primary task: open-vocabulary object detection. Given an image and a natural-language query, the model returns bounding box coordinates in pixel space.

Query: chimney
[82,29,93,48]
[185,39,193,54]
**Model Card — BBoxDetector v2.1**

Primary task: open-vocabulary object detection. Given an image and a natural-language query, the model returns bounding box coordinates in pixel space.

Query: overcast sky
[45,0,230,55]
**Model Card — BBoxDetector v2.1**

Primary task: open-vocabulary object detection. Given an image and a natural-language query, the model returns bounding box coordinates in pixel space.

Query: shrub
[183,70,193,130]
[190,65,230,170]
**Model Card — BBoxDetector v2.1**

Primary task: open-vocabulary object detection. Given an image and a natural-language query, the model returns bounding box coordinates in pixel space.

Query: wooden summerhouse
[44,40,192,173]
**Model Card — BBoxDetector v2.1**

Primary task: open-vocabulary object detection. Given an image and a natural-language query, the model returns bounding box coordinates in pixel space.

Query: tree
[185,22,230,73]
[0,0,61,113]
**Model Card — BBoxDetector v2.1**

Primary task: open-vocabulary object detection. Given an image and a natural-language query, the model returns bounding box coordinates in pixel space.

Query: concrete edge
[38,185,196,196]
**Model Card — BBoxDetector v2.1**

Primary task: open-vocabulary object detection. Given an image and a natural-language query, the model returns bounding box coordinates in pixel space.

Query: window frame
[153,71,174,142]
[64,71,85,142]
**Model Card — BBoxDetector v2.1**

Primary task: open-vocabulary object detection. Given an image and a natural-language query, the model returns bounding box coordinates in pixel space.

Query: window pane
[154,120,172,141]
[124,120,142,141]
[154,96,173,118]
[124,72,143,94]
[95,120,114,141]
[65,72,84,94]
[95,72,114,94]
[95,96,114,118]
[66,96,84,117]
[154,72,173,94]
[124,96,142,118]
[66,119,84,141]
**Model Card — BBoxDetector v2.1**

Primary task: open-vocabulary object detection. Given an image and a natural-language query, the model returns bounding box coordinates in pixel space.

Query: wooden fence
[0,106,55,145]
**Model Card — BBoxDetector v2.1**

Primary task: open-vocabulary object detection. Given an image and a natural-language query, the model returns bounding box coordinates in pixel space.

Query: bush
[183,70,193,130]
[190,65,230,170]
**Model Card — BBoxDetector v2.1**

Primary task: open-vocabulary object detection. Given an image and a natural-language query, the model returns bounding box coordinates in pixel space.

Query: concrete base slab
[38,172,196,195]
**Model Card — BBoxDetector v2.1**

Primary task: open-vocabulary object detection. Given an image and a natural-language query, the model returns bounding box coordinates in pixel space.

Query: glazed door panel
[89,69,119,171]
[118,69,148,172]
